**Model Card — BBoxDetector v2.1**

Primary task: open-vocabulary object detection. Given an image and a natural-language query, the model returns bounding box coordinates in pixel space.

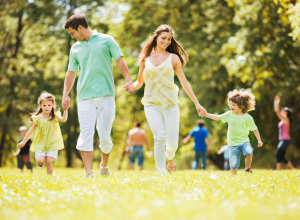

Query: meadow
[0,169,300,220]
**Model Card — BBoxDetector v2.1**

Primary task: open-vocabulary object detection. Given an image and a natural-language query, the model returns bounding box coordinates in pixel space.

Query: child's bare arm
[253,129,263,147]
[204,112,221,121]
[58,110,68,122]
[13,149,21,156]
[17,124,37,148]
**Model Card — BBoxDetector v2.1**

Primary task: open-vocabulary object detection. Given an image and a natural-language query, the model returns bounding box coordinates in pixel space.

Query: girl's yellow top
[142,53,179,108]
[30,112,64,153]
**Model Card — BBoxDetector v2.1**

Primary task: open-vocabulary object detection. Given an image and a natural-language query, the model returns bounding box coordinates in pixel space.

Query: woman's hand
[195,103,207,117]
[274,95,280,106]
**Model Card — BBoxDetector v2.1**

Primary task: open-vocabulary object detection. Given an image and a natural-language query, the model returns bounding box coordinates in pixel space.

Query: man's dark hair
[197,119,205,127]
[135,122,141,127]
[65,14,88,30]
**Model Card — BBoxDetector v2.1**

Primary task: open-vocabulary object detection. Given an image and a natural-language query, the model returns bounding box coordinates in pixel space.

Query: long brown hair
[139,25,188,67]
[32,91,57,121]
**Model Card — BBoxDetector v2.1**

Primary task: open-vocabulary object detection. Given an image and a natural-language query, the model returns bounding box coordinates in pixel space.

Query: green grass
[0,168,300,220]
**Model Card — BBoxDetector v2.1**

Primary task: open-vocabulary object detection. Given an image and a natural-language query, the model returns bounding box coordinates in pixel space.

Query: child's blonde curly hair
[227,89,255,113]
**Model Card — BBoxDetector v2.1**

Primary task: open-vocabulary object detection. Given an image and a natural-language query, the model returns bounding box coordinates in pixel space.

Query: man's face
[66,26,85,41]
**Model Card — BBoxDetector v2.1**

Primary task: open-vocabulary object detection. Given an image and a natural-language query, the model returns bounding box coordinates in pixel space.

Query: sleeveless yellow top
[142,53,179,107]
[30,112,64,153]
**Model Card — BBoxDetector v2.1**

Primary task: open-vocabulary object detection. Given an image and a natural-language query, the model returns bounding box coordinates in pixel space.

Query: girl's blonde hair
[228,89,255,113]
[139,25,188,67]
[32,91,57,120]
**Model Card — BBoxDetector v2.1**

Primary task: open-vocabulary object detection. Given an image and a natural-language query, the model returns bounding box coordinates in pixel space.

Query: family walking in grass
[18,14,296,176]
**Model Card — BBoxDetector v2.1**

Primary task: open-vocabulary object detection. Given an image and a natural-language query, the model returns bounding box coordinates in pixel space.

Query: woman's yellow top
[30,112,64,153]
[142,53,179,108]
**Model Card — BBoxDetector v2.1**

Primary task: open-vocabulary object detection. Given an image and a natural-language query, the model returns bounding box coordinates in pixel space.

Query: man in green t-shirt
[62,14,135,178]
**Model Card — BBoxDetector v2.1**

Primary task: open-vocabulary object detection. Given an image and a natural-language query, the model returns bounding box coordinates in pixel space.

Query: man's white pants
[76,97,115,154]
[144,104,180,173]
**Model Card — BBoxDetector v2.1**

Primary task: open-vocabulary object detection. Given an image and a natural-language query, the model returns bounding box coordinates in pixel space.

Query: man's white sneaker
[85,173,94,178]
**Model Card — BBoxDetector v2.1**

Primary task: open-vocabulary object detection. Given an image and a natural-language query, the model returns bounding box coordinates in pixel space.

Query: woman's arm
[274,95,289,124]
[253,129,263,147]
[172,55,206,116]
[58,110,68,122]
[17,124,37,148]
[133,59,145,90]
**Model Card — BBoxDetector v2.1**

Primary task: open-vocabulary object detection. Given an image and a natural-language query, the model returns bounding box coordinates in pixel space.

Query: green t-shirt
[219,111,257,147]
[68,30,123,101]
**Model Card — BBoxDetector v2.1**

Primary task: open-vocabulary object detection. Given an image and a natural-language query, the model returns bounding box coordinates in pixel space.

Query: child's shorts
[229,142,253,169]
[35,151,58,161]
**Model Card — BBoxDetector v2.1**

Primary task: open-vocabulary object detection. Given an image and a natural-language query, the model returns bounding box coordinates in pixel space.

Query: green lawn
[0,169,300,220]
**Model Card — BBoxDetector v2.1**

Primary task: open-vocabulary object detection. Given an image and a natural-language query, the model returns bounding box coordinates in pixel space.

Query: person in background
[183,119,211,170]
[218,140,230,170]
[125,122,150,171]
[274,95,295,170]
[13,126,33,173]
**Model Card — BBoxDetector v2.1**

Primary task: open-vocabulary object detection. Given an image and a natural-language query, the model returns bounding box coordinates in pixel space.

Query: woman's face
[156,32,172,50]
[280,109,287,117]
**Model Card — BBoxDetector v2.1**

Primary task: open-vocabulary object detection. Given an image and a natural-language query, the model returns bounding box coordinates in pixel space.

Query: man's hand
[62,95,71,110]
[13,152,19,157]
[124,81,135,94]
[257,141,263,147]
[125,146,130,153]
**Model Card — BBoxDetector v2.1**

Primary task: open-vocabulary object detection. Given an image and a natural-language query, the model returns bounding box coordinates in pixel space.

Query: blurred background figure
[183,119,211,170]
[217,140,230,170]
[274,95,295,170]
[13,126,33,173]
[125,122,150,171]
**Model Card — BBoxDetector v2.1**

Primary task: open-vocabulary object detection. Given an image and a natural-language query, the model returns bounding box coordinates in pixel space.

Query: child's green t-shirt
[219,111,257,147]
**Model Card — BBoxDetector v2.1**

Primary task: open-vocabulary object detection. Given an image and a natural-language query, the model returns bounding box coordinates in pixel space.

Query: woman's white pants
[144,104,180,174]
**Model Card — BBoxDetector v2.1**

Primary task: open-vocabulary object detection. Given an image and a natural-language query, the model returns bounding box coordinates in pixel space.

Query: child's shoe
[244,168,254,174]
[100,167,110,176]
[37,164,44,170]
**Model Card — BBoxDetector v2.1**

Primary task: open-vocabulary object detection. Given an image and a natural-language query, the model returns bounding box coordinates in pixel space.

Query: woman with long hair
[133,25,206,174]
[274,95,295,170]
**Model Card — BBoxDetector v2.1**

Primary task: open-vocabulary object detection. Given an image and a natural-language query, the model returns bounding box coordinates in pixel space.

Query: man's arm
[183,134,191,144]
[205,138,211,151]
[62,70,76,110]
[116,57,135,94]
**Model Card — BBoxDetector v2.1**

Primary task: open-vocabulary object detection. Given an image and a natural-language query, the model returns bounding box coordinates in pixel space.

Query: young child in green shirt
[204,89,263,175]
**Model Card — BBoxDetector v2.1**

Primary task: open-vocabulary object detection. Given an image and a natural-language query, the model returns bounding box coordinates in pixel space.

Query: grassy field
[0,168,300,220]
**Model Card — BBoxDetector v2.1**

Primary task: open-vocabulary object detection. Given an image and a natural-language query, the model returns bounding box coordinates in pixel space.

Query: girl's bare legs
[286,161,295,170]
[245,155,252,170]
[36,156,45,168]
[46,156,54,175]
[231,168,238,175]
[276,163,281,170]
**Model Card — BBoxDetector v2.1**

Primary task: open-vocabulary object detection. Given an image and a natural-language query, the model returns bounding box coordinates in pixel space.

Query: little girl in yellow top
[18,92,68,175]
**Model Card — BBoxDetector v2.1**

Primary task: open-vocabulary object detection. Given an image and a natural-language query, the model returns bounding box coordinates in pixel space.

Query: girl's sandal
[167,164,176,174]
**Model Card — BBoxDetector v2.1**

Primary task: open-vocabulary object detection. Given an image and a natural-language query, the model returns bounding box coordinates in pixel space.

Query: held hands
[257,141,263,148]
[195,103,207,117]
[17,142,25,148]
[62,95,71,110]
[124,81,135,94]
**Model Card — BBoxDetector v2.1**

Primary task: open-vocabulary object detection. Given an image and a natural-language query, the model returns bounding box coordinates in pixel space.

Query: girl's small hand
[257,141,263,147]
[274,95,280,105]
[195,103,207,117]
[17,142,24,148]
